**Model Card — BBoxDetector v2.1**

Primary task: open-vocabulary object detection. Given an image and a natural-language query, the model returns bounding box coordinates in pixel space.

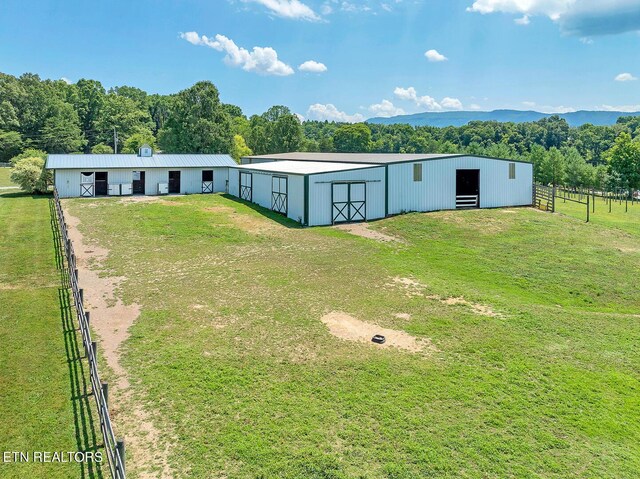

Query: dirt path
[334,222,404,243]
[64,206,174,479]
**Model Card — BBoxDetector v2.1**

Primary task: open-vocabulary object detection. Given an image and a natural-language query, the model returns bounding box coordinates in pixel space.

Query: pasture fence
[53,188,127,479]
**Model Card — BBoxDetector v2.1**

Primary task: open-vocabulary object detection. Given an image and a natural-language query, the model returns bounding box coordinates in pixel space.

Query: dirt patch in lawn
[64,206,174,479]
[321,311,436,354]
[334,222,404,243]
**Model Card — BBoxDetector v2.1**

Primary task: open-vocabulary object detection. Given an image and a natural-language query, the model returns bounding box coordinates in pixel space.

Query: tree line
[1,72,639,192]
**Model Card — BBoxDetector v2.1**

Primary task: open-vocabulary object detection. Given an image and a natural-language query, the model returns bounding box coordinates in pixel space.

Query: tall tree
[40,102,86,153]
[158,81,233,153]
[333,123,372,152]
[606,132,640,190]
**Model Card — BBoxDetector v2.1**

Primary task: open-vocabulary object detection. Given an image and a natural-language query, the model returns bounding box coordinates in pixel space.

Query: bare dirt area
[320,311,437,354]
[386,276,501,317]
[63,204,174,479]
[334,222,404,243]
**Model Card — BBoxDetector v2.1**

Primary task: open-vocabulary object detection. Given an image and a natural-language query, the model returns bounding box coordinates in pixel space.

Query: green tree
[40,102,86,153]
[0,131,23,162]
[91,143,114,154]
[74,79,106,148]
[538,147,566,186]
[333,123,372,152]
[230,135,253,163]
[94,94,153,151]
[10,156,51,193]
[606,132,640,190]
[158,81,233,153]
[563,147,589,188]
[122,130,156,153]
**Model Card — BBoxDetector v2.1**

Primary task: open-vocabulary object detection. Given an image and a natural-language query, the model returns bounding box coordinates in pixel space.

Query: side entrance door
[240,172,252,201]
[168,171,181,194]
[95,172,108,196]
[133,171,145,194]
[202,170,214,193]
[455,169,480,208]
[271,176,287,215]
[332,182,366,224]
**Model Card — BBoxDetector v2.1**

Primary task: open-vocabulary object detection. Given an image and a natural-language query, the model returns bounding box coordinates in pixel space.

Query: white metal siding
[308,167,386,226]
[388,156,532,214]
[228,168,239,196]
[55,168,230,198]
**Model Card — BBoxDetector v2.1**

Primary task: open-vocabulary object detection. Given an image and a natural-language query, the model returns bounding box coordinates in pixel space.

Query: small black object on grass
[372,334,386,344]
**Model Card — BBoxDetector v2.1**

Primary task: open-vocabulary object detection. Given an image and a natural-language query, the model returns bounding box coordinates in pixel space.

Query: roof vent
[138,144,153,157]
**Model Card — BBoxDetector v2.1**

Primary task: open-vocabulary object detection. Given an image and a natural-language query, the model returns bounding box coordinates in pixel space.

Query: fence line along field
[58,193,640,479]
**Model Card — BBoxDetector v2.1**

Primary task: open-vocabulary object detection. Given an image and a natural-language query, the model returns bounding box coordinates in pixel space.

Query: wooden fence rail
[53,188,126,479]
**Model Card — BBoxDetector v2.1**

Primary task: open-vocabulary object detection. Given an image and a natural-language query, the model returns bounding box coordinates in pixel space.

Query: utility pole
[113,127,118,154]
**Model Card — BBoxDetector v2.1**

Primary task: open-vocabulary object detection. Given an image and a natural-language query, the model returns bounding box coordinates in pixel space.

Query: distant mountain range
[367,109,640,128]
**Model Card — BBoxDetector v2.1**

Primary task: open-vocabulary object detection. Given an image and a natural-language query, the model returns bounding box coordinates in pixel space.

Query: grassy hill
[60,194,640,478]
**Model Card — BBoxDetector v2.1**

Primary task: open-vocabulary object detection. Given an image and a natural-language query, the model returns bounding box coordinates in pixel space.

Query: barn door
[271,176,287,215]
[240,172,252,201]
[202,170,213,193]
[168,171,181,194]
[332,182,366,224]
[80,172,94,197]
[94,172,108,196]
[456,169,480,208]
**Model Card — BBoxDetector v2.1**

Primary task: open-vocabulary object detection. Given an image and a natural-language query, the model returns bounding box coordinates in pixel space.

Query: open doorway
[455,169,479,208]
[133,171,145,194]
[168,171,181,194]
[95,172,108,196]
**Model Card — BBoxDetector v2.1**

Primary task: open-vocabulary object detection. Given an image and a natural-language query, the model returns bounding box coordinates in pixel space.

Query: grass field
[0,167,17,188]
[0,190,104,479]
[61,194,640,478]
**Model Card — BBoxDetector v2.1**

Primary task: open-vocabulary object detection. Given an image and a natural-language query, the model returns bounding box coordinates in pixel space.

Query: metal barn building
[237,152,533,225]
[47,146,236,198]
[228,161,386,226]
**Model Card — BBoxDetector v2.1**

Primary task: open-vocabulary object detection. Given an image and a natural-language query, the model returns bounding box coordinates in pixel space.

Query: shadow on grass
[221,193,304,229]
[0,191,52,199]
[50,199,104,479]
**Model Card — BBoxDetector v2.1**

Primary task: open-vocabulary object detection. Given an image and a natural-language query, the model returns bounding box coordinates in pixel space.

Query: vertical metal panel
[228,168,239,196]
[307,167,385,226]
[388,156,533,214]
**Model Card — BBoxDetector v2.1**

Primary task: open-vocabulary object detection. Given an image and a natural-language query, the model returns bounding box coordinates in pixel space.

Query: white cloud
[425,49,447,62]
[597,104,640,112]
[299,60,328,73]
[242,0,320,21]
[441,97,464,110]
[180,32,294,76]
[60,77,72,84]
[522,101,537,108]
[615,72,637,81]
[469,103,483,110]
[521,102,576,113]
[514,14,530,25]
[393,86,464,111]
[306,103,365,122]
[368,100,405,117]
[467,0,640,36]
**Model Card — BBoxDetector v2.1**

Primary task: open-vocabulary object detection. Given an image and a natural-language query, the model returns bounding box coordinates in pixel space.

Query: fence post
[116,439,126,476]
[91,341,97,361]
[586,194,590,223]
[552,185,556,213]
[102,382,109,407]
[85,311,90,327]
[79,288,84,306]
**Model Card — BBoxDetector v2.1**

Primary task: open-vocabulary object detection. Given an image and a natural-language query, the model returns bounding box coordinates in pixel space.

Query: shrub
[10,157,51,194]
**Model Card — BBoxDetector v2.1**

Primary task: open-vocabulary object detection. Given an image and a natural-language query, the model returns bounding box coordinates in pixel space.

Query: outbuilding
[228,161,386,226]
[239,152,533,224]
[47,146,236,198]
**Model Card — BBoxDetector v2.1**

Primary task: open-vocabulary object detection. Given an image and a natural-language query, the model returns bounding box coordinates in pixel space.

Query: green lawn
[0,191,104,479]
[63,194,640,479]
[0,167,17,188]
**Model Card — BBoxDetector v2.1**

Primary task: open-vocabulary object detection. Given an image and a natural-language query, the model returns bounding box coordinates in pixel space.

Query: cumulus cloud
[306,103,365,122]
[393,86,464,111]
[368,100,405,117]
[615,72,637,81]
[425,49,447,62]
[242,0,320,21]
[514,14,530,25]
[467,0,640,36]
[597,103,640,112]
[180,32,294,76]
[60,77,72,84]
[299,60,328,73]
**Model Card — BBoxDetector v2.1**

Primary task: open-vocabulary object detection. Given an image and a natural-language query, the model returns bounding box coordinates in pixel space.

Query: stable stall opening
[271,176,288,215]
[95,172,108,196]
[456,169,480,209]
[133,171,145,194]
[202,170,214,193]
[168,171,181,194]
[240,172,252,201]
[332,182,366,224]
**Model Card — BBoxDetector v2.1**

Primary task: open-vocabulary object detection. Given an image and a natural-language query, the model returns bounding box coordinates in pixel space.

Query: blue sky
[1,0,639,120]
